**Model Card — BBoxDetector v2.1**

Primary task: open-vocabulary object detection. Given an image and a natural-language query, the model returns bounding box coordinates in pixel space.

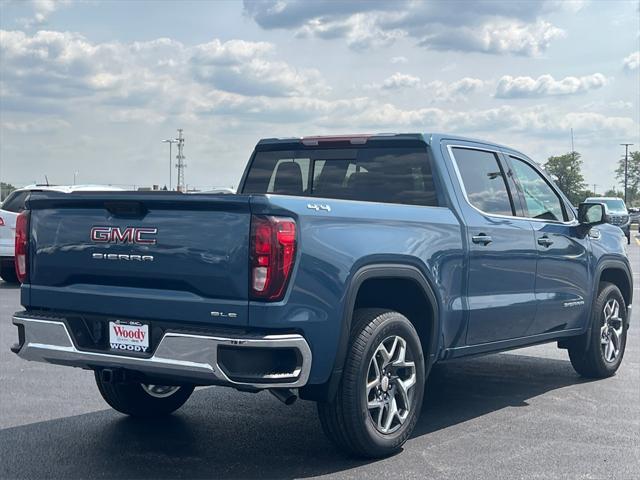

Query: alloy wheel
[601,298,624,363]
[141,384,181,398]
[365,335,417,434]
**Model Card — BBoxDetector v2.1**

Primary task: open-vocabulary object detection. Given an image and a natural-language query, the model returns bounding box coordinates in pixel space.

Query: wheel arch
[560,259,633,353]
[597,261,633,312]
[300,263,440,402]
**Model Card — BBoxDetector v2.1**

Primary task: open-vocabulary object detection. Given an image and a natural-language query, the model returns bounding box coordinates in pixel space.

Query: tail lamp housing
[15,210,30,283]
[250,215,297,301]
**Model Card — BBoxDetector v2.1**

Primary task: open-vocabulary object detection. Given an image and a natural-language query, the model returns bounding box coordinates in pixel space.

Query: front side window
[453,147,514,216]
[243,145,439,206]
[510,157,566,222]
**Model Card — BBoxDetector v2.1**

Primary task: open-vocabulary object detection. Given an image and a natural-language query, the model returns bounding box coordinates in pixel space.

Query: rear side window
[0,191,27,213]
[510,156,567,222]
[452,148,514,216]
[243,146,439,206]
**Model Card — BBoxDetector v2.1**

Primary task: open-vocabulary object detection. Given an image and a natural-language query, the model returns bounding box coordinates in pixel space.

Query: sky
[0,0,639,192]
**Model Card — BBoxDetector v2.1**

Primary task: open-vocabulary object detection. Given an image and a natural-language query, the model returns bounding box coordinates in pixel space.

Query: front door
[506,155,591,334]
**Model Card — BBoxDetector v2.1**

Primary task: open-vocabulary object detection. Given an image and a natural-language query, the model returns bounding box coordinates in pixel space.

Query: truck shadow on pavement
[0,352,591,479]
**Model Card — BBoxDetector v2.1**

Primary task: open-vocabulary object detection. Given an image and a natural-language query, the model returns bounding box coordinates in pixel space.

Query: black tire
[317,309,425,458]
[94,372,195,417]
[0,263,18,284]
[568,282,628,378]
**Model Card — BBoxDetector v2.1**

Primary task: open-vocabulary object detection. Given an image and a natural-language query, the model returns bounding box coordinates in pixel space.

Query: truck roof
[256,132,520,154]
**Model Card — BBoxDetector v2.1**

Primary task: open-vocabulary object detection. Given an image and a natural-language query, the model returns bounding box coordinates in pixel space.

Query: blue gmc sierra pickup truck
[11,133,632,458]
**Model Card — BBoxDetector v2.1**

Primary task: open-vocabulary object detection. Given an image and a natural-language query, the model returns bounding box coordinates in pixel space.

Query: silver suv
[584,197,630,244]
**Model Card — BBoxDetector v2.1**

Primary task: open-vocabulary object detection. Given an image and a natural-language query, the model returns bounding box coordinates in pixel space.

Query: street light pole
[162,139,178,190]
[621,143,634,203]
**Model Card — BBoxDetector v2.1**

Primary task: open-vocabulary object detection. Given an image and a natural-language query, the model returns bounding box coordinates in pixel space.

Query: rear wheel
[0,262,18,284]
[568,282,628,378]
[94,372,194,416]
[317,309,425,458]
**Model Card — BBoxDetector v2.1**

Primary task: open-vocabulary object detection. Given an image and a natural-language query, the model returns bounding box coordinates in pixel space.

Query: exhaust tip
[269,388,298,405]
[100,368,114,383]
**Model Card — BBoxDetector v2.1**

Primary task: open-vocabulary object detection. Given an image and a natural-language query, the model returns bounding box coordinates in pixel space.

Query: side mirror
[578,202,606,226]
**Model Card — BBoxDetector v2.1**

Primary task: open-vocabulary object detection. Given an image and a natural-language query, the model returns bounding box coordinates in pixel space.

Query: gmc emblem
[90,226,158,245]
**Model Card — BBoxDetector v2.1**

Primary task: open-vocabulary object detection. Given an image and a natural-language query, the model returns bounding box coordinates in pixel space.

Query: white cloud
[190,38,273,65]
[495,73,608,98]
[108,109,167,125]
[623,51,639,71]
[325,103,637,140]
[20,0,71,28]
[428,77,485,100]
[296,13,405,50]
[0,29,329,114]
[1,29,633,142]
[191,39,327,97]
[390,56,408,64]
[370,73,484,101]
[1,117,70,133]
[380,72,421,90]
[581,100,633,111]
[244,0,568,56]
[419,20,565,57]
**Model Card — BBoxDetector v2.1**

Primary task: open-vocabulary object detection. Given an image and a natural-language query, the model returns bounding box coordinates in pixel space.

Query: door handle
[537,236,554,247]
[472,234,493,245]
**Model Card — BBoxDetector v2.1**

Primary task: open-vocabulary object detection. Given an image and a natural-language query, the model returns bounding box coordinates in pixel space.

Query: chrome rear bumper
[12,314,312,389]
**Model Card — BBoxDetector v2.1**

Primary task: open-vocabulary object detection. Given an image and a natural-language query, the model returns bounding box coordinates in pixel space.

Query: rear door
[26,193,252,326]
[506,154,591,334]
[445,143,538,345]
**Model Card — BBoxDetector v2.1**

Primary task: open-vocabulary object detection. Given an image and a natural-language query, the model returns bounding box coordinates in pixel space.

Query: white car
[0,184,123,283]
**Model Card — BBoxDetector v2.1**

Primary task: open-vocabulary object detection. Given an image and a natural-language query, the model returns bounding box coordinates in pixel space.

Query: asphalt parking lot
[0,239,638,480]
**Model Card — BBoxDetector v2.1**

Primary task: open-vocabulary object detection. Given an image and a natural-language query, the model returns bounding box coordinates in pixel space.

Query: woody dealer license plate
[109,320,149,353]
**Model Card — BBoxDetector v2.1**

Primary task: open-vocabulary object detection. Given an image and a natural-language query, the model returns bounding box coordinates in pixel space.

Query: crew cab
[10,134,632,458]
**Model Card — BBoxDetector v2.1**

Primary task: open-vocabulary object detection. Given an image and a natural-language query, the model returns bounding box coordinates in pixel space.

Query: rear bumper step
[12,313,312,389]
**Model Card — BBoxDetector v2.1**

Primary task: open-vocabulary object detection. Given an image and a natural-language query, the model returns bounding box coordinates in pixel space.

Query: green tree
[580,189,596,200]
[545,152,586,205]
[604,189,623,198]
[0,182,16,202]
[615,151,640,206]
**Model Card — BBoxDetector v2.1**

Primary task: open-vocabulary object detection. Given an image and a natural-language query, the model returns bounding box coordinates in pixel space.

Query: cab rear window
[242,145,439,207]
[0,191,27,213]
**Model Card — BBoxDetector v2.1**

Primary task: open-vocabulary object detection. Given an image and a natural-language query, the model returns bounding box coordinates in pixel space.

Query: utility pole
[162,138,178,190]
[570,128,576,169]
[621,143,633,203]
[592,184,597,195]
[176,129,186,192]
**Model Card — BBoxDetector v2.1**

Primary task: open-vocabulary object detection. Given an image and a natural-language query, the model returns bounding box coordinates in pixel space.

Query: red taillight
[0,216,4,226]
[250,215,297,301]
[15,211,30,283]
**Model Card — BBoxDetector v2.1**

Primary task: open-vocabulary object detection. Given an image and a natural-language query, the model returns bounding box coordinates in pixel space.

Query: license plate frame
[108,320,150,354]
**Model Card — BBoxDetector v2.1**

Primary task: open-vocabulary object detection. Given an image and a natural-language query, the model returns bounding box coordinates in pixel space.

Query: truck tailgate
[25,192,251,326]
